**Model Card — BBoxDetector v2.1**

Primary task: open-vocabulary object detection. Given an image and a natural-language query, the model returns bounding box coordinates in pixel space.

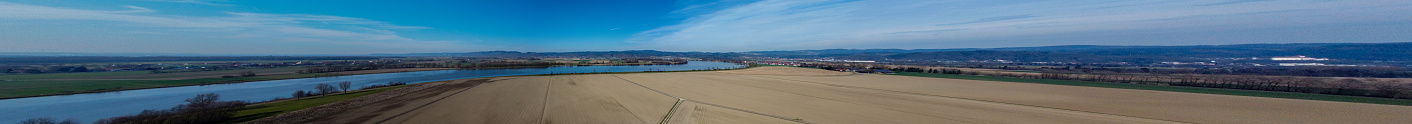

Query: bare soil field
[313,67,1412,124]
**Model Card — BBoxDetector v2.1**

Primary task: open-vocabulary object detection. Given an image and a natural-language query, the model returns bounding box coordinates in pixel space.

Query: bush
[94,93,248,124]
[17,118,78,124]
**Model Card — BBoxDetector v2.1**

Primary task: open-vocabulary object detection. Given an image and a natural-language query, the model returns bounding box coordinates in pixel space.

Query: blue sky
[1,0,1410,54]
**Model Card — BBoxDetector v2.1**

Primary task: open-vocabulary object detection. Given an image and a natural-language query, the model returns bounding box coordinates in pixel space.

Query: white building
[1278,63,1326,66]
[1271,55,1329,61]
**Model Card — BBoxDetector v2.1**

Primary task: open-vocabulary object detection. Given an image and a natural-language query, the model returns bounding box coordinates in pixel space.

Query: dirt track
[314,67,1412,124]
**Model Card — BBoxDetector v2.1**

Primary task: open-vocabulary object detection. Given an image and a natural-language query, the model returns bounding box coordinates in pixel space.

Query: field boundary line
[374,82,480,124]
[611,75,812,124]
[539,76,553,124]
[724,73,1193,124]
[659,98,685,124]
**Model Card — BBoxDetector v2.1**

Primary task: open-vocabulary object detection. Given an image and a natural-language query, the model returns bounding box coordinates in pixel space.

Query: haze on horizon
[2,0,1410,54]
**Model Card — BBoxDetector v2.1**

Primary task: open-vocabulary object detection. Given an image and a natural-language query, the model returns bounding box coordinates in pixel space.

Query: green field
[751,64,796,66]
[0,71,150,81]
[222,86,402,123]
[894,72,1412,106]
[0,67,345,99]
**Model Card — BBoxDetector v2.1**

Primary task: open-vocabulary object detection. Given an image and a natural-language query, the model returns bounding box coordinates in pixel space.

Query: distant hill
[378,42,1411,62]
[746,42,1412,61]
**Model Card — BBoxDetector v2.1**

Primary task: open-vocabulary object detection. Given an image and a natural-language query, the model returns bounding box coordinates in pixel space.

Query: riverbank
[310,66,1412,124]
[235,63,752,123]
[222,85,407,123]
[0,68,453,100]
[0,61,749,123]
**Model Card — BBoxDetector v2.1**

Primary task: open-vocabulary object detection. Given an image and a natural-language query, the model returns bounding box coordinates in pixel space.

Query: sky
[1,0,1410,54]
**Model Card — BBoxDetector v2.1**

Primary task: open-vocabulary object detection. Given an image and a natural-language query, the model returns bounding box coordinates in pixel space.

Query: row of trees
[903,66,1412,100]
[1,66,89,74]
[292,82,354,98]
[92,93,248,124]
[1031,66,1412,78]
[16,118,79,124]
[296,63,457,74]
[220,71,258,78]
[290,81,407,98]
[1165,75,1412,98]
[809,62,1412,100]
[19,80,418,124]
[456,62,567,69]
[932,64,1412,78]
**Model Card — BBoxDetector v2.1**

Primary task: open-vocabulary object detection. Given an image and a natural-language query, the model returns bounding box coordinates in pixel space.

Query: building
[1278,63,1326,66]
[1271,55,1330,61]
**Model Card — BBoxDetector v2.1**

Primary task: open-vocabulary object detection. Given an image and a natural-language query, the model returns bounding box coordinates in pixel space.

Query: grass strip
[221,86,403,123]
[893,72,1412,106]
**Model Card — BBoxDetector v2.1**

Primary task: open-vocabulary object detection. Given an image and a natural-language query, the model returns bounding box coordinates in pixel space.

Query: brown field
[315,67,1412,124]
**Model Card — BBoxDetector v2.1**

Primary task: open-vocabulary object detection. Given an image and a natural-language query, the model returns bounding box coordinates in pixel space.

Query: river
[0,61,745,123]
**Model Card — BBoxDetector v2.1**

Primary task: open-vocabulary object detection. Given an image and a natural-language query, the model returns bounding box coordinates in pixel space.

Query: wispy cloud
[140,0,232,6]
[115,5,156,13]
[629,0,1412,51]
[0,2,467,54]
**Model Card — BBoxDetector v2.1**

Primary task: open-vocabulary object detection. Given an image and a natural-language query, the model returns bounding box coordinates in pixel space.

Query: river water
[0,61,745,123]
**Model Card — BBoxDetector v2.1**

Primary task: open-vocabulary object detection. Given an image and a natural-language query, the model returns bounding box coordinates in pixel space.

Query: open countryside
[249,67,1412,124]
[0,61,744,123]
[6,0,1412,124]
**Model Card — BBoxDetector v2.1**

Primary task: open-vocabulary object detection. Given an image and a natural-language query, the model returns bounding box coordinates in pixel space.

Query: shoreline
[238,63,752,123]
[0,62,721,100]
[0,68,456,100]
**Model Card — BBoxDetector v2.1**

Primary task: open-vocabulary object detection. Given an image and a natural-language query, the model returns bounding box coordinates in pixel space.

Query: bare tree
[316,83,338,95]
[339,81,352,93]
[18,117,78,124]
[95,93,247,124]
[293,90,307,98]
[186,93,221,108]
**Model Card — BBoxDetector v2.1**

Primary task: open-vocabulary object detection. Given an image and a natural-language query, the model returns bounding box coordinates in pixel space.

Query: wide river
[0,61,745,123]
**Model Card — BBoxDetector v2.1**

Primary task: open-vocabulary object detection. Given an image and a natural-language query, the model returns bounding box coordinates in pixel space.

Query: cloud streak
[629,0,1412,51]
[0,2,467,54]
[140,0,232,6]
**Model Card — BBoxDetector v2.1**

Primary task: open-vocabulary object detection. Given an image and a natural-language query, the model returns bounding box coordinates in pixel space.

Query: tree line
[21,93,252,124]
[16,80,417,124]
[290,81,406,98]
[930,67,1412,100]
[294,61,569,74]
[809,63,1412,100]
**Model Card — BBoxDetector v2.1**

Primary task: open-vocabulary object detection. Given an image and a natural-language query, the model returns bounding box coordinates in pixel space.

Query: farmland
[0,67,448,99]
[224,85,404,123]
[303,67,1412,123]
